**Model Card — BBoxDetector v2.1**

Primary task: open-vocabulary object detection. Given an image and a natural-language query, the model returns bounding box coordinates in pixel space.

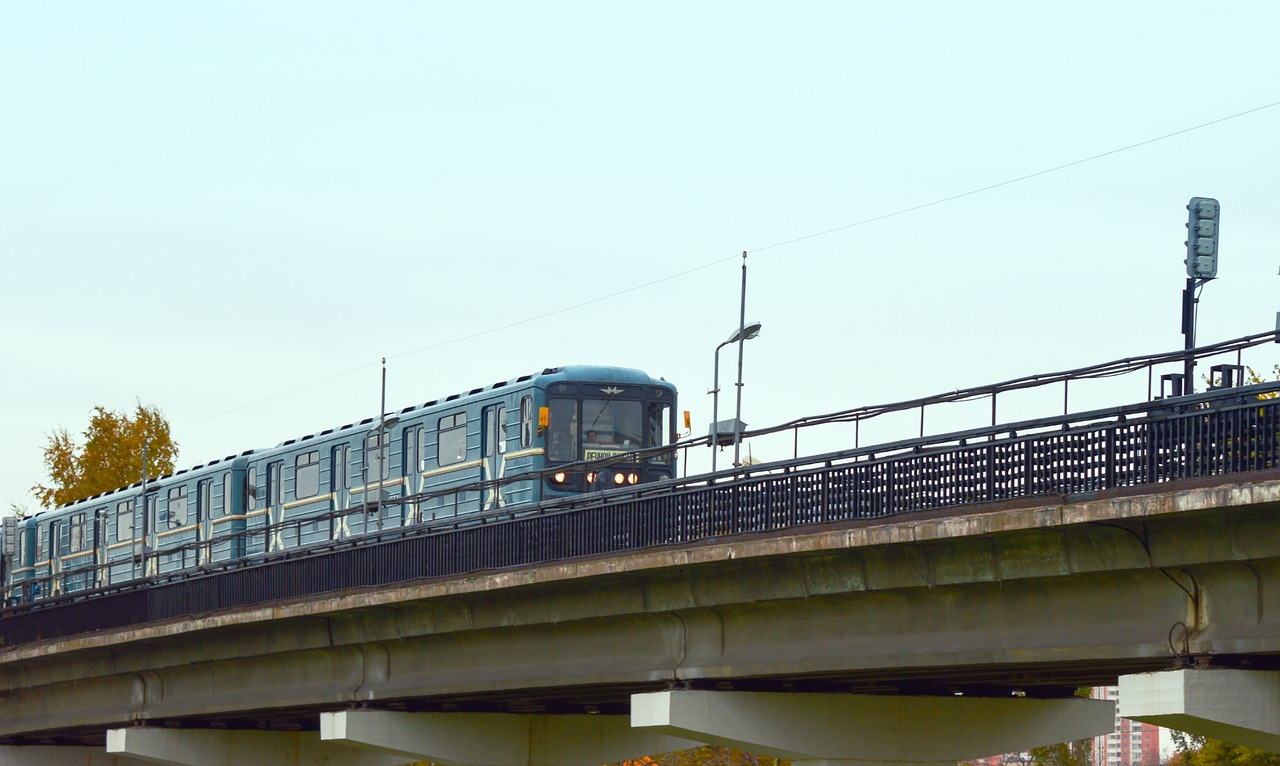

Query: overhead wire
[22,99,1280,464]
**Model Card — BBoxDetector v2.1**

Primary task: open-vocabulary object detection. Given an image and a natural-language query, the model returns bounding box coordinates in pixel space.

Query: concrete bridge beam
[632,690,1117,764]
[0,746,151,766]
[1120,669,1280,752]
[104,727,412,766]
[321,710,701,766]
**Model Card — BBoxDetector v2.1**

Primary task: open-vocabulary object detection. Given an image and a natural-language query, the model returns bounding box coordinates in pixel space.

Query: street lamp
[710,321,762,473]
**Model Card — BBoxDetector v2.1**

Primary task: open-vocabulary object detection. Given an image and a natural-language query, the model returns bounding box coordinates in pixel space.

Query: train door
[93,507,107,588]
[266,461,283,552]
[48,520,62,597]
[332,444,351,539]
[197,479,212,564]
[144,491,159,576]
[482,404,507,511]
[218,468,248,560]
[404,426,423,524]
[362,432,391,532]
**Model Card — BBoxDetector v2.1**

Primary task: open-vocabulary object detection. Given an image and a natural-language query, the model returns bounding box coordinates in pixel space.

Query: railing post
[1105,427,1116,491]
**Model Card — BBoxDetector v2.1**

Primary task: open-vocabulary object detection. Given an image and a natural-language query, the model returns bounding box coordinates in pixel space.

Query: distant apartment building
[965,687,1160,766]
[1093,686,1161,766]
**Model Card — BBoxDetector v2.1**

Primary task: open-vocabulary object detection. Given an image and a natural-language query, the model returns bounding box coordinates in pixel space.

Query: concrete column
[1120,669,1280,752]
[632,690,1116,764]
[105,727,412,766]
[0,746,152,766]
[321,709,701,766]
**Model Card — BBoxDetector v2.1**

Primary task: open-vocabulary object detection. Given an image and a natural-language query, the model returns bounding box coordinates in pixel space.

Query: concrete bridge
[3,467,1280,765]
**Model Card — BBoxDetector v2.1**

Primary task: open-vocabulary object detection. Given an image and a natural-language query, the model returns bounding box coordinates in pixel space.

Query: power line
[750,100,1280,254]
[91,100,1280,437]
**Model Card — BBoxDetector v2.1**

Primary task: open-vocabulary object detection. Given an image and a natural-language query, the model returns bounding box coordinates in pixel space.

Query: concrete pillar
[105,727,412,766]
[632,690,1116,765]
[0,746,152,766]
[1120,669,1280,752]
[321,709,701,766]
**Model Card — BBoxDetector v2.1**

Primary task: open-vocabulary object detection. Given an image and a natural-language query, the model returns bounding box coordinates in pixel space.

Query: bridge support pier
[1120,669,1280,752]
[0,746,152,766]
[104,727,412,766]
[632,690,1116,765]
[321,709,701,766]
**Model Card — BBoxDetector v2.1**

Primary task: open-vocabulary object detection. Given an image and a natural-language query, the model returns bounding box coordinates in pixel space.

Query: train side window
[547,399,578,462]
[198,479,212,525]
[364,433,390,481]
[267,462,282,508]
[295,451,320,499]
[218,473,231,522]
[18,529,27,566]
[116,500,134,541]
[520,396,533,449]
[246,467,258,512]
[332,446,349,493]
[647,401,675,464]
[483,406,506,457]
[34,525,43,562]
[438,413,467,466]
[404,428,418,474]
[93,507,107,549]
[221,472,233,517]
[69,513,86,552]
[167,486,188,529]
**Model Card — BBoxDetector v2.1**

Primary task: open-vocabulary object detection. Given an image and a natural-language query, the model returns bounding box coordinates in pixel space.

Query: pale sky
[3,2,1279,514]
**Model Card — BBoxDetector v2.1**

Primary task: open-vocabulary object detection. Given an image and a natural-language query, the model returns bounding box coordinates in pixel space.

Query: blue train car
[1,366,680,604]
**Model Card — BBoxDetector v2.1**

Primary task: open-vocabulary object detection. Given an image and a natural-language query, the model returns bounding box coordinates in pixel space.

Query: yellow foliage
[31,402,178,509]
[1174,738,1280,766]
[1246,366,1280,400]
[617,746,788,766]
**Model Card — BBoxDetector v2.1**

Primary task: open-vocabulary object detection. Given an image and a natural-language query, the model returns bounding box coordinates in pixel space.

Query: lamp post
[710,320,762,473]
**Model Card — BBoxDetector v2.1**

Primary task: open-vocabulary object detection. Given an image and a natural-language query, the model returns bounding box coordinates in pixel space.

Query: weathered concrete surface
[321,710,701,766]
[105,728,412,766]
[0,746,150,765]
[1119,669,1280,752]
[632,690,1116,763]
[1,477,1279,742]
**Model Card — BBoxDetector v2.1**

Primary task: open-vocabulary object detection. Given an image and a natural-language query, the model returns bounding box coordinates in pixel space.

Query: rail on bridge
[5,334,1280,762]
[4,347,1280,647]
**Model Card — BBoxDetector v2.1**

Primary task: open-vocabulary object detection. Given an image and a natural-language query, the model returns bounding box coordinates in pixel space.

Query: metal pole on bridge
[733,251,749,470]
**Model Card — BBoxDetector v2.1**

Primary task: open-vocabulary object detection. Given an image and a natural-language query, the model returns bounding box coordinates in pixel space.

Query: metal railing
[3,373,1279,648]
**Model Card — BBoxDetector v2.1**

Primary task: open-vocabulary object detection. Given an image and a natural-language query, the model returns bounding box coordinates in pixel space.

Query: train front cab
[541,375,679,496]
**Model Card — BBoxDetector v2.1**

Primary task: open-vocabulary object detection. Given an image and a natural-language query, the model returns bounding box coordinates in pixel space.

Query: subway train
[1,365,680,604]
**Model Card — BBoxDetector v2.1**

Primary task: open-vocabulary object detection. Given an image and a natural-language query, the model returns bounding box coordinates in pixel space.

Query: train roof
[32,365,673,519]
[272,365,671,449]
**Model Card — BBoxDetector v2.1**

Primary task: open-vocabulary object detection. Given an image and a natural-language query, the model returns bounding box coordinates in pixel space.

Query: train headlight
[627,473,639,485]
[586,471,596,483]
[613,472,626,485]
[553,472,567,484]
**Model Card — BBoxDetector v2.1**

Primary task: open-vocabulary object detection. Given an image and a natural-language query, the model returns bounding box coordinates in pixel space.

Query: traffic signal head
[1185,196,1220,279]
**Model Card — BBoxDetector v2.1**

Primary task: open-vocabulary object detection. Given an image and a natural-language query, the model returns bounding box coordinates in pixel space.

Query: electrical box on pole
[1185,196,1221,279]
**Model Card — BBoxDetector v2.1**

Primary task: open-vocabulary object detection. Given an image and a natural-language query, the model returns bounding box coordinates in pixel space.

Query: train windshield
[581,398,642,458]
[546,390,674,464]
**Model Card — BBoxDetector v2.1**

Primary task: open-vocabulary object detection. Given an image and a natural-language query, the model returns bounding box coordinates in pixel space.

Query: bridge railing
[4,376,1280,648]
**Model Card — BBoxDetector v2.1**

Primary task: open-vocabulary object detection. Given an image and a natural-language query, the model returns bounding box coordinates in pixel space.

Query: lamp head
[724,321,763,344]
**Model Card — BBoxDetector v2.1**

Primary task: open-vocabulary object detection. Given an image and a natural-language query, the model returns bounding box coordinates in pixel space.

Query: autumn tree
[32,402,178,509]
[619,746,788,766]
[1029,739,1092,766]
[1169,737,1280,766]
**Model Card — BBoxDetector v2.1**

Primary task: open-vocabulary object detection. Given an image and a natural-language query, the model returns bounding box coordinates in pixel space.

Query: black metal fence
[3,382,1280,649]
